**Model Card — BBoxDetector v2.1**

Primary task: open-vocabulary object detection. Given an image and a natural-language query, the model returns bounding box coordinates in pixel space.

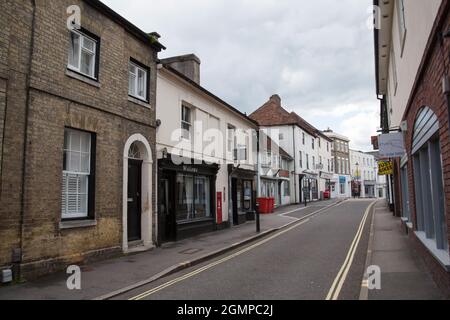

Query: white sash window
[62,129,91,219]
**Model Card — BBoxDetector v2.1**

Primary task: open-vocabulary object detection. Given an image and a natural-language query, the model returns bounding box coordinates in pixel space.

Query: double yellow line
[129,219,311,300]
[325,201,376,300]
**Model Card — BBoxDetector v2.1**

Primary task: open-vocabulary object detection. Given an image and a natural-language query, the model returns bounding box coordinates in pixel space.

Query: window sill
[128,96,152,109]
[66,69,100,88]
[415,231,450,272]
[60,219,97,230]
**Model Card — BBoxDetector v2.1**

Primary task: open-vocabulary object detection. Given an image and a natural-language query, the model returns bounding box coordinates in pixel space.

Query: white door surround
[123,134,154,253]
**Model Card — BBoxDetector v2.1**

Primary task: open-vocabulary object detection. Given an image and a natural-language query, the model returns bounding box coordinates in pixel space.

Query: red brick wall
[402,0,450,294]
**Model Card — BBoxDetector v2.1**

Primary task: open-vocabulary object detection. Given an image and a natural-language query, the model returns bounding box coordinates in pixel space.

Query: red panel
[217,192,223,224]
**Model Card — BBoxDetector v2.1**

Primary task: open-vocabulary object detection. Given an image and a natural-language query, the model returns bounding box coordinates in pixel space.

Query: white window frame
[181,105,192,141]
[62,128,92,220]
[128,61,148,101]
[68,30,97,79]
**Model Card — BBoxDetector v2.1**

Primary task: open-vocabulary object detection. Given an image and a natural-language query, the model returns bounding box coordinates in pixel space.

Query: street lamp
[355,162,360,198]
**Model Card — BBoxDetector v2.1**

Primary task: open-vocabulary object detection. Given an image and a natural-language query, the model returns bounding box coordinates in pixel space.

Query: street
[115,200,375,300]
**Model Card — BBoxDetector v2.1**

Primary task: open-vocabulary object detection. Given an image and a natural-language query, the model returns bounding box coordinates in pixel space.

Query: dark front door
[159,173,176,243]
[128,159,142,242]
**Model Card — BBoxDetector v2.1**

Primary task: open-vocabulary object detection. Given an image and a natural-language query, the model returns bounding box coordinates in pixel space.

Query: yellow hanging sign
[378,161,393,175]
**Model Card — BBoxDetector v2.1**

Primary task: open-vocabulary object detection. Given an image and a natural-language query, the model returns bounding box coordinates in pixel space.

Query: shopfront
[229,165,256,226]
[320,171,334,199]
[158,158,219,243]
[300,172,318,203]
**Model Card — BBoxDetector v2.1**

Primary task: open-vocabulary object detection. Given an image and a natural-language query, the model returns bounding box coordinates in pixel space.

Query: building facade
[374,0,450,294]
[258,133,294,207]
[350,150,377,198]
[156,55,258,242]
[0,0,164,280]
[323,130,351,198]
[250,95,333,205]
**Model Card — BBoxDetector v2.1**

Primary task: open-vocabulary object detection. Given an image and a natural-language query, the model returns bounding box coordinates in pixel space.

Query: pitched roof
[85,0,166,51]
[250,95,326,138]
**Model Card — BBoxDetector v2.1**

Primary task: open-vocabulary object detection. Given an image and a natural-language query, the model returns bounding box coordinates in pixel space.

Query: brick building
[250,95,334,204]
[0,0,164,280]
[322,130,352,199]
[374,0,450,295]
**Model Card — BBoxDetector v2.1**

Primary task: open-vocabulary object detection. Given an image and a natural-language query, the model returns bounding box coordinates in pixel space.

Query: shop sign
[378,161,393,175]
[379,132,405,158]
[320,172,334,180]
[183,166,199,173]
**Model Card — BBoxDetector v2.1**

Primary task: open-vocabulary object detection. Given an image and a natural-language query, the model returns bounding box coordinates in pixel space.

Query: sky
[102,0,379,151]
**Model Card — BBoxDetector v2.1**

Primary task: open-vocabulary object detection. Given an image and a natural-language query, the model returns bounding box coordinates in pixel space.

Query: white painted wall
[387,0,442,128]
[350,150,376,197]
[156,68,257,224]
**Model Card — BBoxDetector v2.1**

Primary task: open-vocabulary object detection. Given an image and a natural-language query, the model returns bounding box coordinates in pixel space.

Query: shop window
[412,107,448,251]
[176,174,211,222]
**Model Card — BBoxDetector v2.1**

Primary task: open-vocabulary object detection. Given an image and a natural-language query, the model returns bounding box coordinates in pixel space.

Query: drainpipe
[255,130,260,233]
[444,75,450,136]
[442,29,450,136]
[18,0,37,279]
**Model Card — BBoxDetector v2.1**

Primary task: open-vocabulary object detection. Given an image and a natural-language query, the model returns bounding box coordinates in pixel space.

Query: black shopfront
[228,165,257,226]
[158,158,219,243]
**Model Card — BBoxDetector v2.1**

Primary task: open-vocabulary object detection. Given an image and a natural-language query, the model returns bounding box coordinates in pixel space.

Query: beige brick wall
[0,0,34,267]
[0,0,159,277]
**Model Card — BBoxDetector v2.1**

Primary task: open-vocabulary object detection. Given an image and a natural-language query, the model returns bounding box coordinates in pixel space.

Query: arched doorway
[123,134,153,252]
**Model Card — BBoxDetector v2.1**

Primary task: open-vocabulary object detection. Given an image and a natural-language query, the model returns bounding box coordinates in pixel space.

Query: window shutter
[67,174,79,214]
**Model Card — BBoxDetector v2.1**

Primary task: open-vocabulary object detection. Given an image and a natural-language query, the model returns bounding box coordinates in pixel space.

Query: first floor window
[62,128,94,219]
[181,105,192,140]
[68,29,98,79]
[299,151,303,168]
[128,61,148,101]
[227,124,236,156]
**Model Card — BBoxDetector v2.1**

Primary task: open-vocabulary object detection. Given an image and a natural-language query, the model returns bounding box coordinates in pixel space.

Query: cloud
[101,0,378,149]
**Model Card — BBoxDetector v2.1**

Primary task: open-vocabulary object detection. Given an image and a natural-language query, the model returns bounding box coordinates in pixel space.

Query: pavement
[361,201,444,300]
[0,199,339,300]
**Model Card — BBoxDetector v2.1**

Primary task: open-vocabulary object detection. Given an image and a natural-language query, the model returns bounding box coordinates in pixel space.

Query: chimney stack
[160,54,201,85]
[270,94,281,105]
